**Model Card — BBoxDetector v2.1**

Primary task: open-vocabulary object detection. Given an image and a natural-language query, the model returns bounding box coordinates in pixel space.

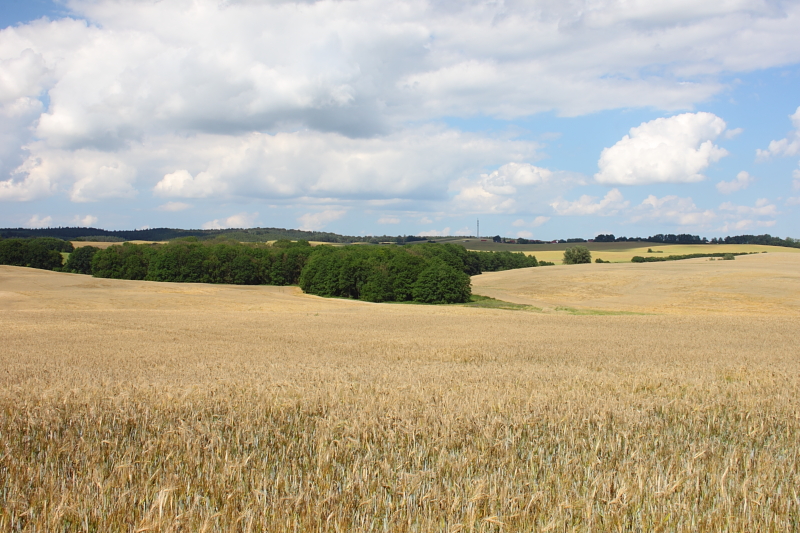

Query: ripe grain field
[1,256,799,532]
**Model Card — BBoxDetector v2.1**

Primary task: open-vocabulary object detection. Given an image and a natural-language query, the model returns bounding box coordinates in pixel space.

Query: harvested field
[1,258,799,531]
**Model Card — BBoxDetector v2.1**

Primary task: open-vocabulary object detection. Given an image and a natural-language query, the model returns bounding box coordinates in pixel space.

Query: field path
[471,252,800,315]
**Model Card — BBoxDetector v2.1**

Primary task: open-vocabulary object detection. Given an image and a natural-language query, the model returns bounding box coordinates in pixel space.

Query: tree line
[595,233,799,249]
[0,237,73,270]
[0,237,540,304]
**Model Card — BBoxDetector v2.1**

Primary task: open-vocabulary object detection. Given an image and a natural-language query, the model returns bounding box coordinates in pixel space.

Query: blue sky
[1,0,799,239]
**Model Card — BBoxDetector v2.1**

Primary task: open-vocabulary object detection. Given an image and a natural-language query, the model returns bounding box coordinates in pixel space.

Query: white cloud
[157,201,191,212]
[451,163,580,215]
[143,129,540,203]
[418,216,432,224]
[516,231,534,239]
[786,197,800,206]
[481,163,553,194]
[377,216,400,224]
[632,195,716,226]
[550,189,628,216]
[719,198,778,217]
[419,227,450,237]
[1,1,799,211]
[154,169,221,199]
[720,219,776,232]
[297,209,346,231]
[26,214,52,228]
[716,170,754,194]
[73,214,98,226]
[595,112,728,185]
[724,128,743,139]
[202,212,259,230]
[757,106,800,159]
[512,216,550,227]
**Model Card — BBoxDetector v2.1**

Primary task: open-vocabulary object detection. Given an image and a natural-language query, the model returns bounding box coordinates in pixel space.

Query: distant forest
[1,226,797,249]
[0,226,428,244]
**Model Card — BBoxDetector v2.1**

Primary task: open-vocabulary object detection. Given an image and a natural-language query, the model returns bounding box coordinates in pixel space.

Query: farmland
[2,254,800,531]
[444,238,800,264]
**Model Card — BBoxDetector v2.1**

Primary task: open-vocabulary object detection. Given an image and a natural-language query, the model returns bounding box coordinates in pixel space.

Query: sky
[1,0,799,240]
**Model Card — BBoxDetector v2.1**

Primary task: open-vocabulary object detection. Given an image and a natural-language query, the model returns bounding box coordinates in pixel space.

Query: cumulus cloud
[297,209,346,231]
[720,219,776,232]
[757,106,800,159]
[154,170,221,199]
[631,195,716,226]
[719,198,778,217]
[716,171,754,194]
[26,214,52,228]
[144,130,540,203]
[550,189,628,216]
[595,113,728,185]
[73,214,98,226]
[157,201,191,212]
[512,216,550,227]
[377,216,400,224]
[451,163,579,214]
[202,212,259,230]
[419,227,451,237]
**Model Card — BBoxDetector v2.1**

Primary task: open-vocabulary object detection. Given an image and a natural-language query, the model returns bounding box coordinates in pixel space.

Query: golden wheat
[1,261,799,531]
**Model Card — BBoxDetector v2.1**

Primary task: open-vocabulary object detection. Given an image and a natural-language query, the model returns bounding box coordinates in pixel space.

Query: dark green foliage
[91,242,156,280]
[28,237,74,253]
[563,245,592,264]
[722,253,735,260]
[0,239,27,266]
[65,246,100,274]
[595,258,608,263]
[90,240,314,285]
[0,238,67,270]
[412,260,471,304]
[631,252,751,263]
[86,240,536,304]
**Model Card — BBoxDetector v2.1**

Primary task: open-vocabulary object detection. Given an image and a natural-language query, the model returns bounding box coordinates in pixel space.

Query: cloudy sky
[1,0,799,239]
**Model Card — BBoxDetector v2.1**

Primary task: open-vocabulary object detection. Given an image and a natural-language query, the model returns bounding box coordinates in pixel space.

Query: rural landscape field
[2,248,799,531]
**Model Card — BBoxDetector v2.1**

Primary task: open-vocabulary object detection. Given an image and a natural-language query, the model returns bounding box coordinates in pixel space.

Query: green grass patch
[459,294,541,311]
[553,306,646,316]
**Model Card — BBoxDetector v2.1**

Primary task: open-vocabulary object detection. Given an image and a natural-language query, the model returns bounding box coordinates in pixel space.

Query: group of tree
[89,238,315,285]
[594,233,799,249]
[299,243,539,303]
[2,236,542,305]
[0,237,73,270]
[562,246,592,264]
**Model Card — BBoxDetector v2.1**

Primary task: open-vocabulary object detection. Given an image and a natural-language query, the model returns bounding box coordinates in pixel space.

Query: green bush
[722,253,735,260]
[631,256,646,263]
[563,246,592,264]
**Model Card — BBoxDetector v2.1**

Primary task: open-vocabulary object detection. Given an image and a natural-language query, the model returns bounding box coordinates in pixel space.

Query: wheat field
[2,256,799,531]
